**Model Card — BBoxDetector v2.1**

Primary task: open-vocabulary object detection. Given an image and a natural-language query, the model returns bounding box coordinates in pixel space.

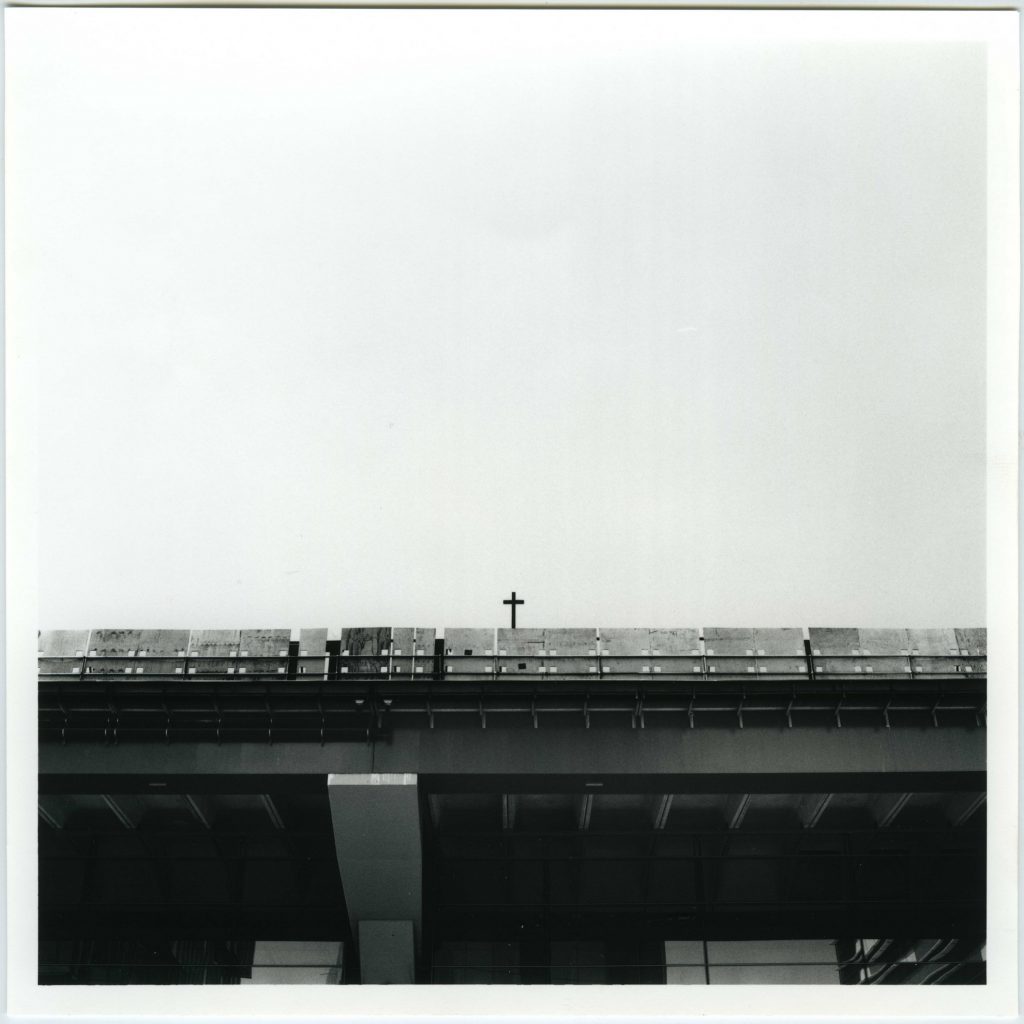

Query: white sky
[10,10,988,629]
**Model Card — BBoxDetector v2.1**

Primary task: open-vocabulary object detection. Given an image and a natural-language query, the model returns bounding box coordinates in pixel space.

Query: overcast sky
[10,10,988,629]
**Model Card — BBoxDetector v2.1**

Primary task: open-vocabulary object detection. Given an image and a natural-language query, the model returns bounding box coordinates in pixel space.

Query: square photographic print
[5,8,1018,1019]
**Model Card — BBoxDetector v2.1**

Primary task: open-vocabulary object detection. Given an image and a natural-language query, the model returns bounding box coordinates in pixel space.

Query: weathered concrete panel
[544,629,597,653]
[751,629,804,656]
[237,629,290,656]
[189,629,241,677]
[87,628,144,677]
[955,628,986,655]
[137,629,190,655]
[238,628,291,678]
[392,628,435,677]
[298,628,328,655]
[807,628,859,654]
[648,629,701,653]
[89,628,144,655]
[299,626,327,651]
[906,628,958,655]
[598,628,702,677]
[857,629,910,655]
[541,628,596,676]
[38,630,91,676]
[392,628,416,655]
[752,628,806,675]
[497,628,544,655]
[954,627,987,677]
[137,629,191,678]
[599,629,649,654]
[907,628,959,676]
[43,628,185,678]
[703,628,755,653]
[808,628,865,676]
[341,627,391,677]
[599,628,652,675]
[703,627,756,676]
[190,630,240,656]
[297,628,329,680]
[856,628,911,676]
[703,626,805,675]
[39,630,91,656]
[414,628,436,677]
[650,629,702,676]
[445,628,494,675]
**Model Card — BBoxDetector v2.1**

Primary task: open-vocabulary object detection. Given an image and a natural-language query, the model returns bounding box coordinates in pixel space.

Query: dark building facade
[38,626,986,985]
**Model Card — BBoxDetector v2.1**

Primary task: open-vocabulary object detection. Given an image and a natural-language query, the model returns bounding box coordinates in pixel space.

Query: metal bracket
[162,692,171,745]
[632,696,645,730]
[104,685,119,746]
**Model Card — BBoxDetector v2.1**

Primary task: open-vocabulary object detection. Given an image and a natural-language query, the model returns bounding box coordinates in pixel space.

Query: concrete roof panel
[392,628,416,652]
[703,627,756,654]
[906,628,958,655]
[89,629,143,655]
[648,629,701,654]
[392,629,435,660]
[496,628,543,655]
[542,629,597,653]
[497,628,544,641]
[955,628,986,655]
[807,628,860,654]
[137,630,191,656]
[38,630,91,656]
[598,628,650,654]
[857,629,911,655]
[415,628,437,649]
[298,629,328,656]
[445,629,495,654]
[340,627,391,655]
[191,630,241,655]
[752,628,805,656]
[238,629,292,656]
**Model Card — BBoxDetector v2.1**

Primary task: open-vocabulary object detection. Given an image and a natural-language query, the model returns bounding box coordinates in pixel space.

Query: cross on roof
[502,591,524,629]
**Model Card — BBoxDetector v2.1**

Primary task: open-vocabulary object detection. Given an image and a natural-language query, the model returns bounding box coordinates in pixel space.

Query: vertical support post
[328,773,422,984]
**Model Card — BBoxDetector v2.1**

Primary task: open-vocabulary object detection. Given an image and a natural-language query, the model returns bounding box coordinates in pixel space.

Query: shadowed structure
[38,625,986,985]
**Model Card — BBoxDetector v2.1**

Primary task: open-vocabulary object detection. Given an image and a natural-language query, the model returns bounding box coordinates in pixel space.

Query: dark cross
[502,591,524,629]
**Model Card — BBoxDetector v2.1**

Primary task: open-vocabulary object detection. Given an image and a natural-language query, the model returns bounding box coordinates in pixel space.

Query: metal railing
[38,646,987,742]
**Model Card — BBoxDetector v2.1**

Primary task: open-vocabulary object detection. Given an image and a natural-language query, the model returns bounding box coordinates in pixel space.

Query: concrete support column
[327,773,422,984]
